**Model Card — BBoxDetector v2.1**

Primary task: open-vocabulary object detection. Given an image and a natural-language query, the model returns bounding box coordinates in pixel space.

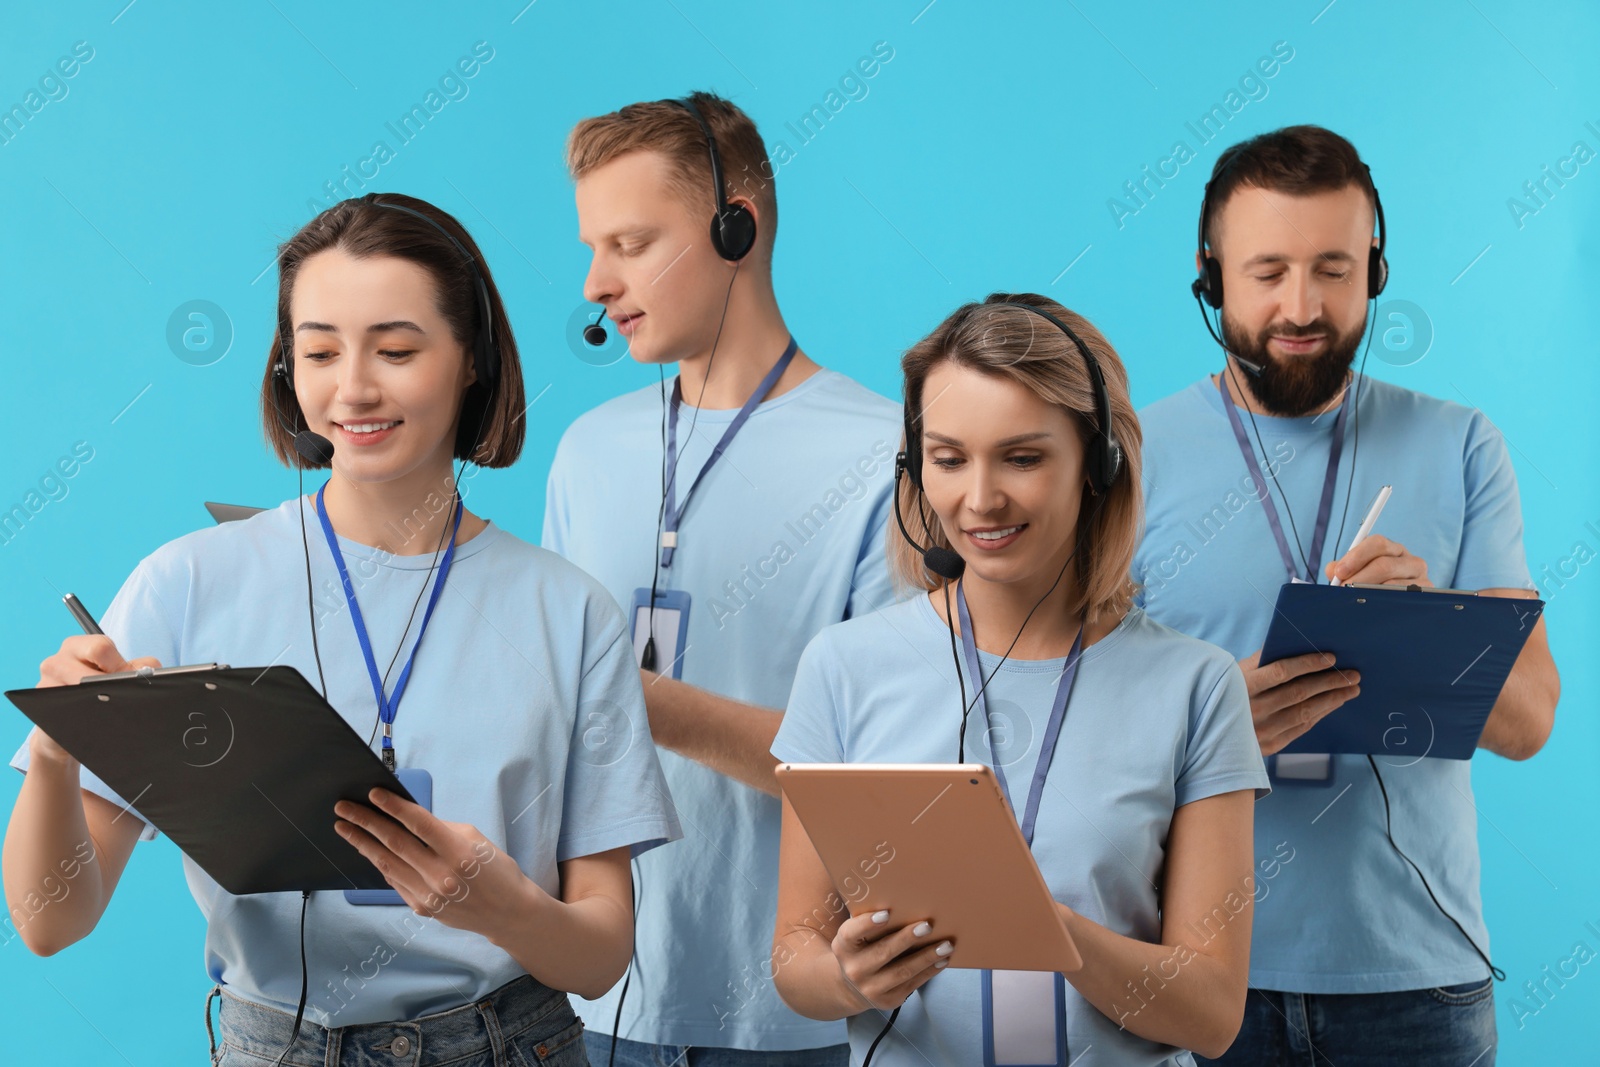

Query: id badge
[1269,753,1336,786]
[344,767,433,905]
[982,969,1067,1067]
[630,588,690,680]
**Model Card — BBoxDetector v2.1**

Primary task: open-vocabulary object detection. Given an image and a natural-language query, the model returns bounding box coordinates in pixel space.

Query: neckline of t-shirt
[1192,373,1368,438]
[283,498,504,571]
[666,365,836,424]
[911,593,1138,672]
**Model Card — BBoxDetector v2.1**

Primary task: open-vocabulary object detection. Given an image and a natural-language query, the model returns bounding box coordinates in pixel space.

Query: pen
[63,593,104,636]
[1331,485,1392,587]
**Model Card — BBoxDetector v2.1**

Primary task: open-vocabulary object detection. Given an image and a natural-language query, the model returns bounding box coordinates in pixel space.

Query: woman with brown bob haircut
[770,294,1268,1065]
[5,193,679,1065]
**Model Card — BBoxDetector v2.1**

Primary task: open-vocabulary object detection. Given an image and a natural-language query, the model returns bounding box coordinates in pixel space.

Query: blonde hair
[566,91,778,264]
[891,293,1143,623]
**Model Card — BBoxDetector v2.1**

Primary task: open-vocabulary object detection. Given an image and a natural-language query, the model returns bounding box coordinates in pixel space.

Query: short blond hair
[566,91,778,264]
[892,294,1144,623]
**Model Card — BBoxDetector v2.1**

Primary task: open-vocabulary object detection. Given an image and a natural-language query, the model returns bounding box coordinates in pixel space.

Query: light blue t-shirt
[543,367,902,1050]
[11,497,681,1026]
[1135,375,1534,994]
[773,597,1269,1067]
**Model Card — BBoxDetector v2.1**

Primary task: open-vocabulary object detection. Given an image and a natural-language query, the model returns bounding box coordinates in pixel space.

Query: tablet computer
[776,763,1082,973]
[7,664,413,894]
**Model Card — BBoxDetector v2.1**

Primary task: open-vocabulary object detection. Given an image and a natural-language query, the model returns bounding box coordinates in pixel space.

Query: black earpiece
[893,298,1125,582]
[672,96,757,262]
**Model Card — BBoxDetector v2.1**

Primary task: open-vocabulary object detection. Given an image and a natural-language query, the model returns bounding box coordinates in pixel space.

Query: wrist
[28,732,80,775]
[825,950,873,1015]
[483,871,553,952]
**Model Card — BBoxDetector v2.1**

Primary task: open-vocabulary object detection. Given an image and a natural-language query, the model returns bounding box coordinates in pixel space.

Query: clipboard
[6,665,414,894]
[1259,583,1543,760]
[776,763,1082,973]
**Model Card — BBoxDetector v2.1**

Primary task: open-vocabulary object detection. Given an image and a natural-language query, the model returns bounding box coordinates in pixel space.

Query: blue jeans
[210,975,588,1066]
[585,1033,849,1067]
[1199,980,1497,1066]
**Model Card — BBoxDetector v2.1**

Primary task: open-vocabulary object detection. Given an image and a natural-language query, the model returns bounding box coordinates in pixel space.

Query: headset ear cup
[1088,436,1123,495]
[711,204,757,262]
[900,444,924,491]
[1201,257,1225,309]
[474,333,498,388]
[1370,248,1388,298]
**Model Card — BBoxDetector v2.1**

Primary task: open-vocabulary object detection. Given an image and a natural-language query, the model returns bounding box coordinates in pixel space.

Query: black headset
[1192,157,1388,311]
[672,94,757,262]
[276,193,501,390]
[893,297,1125,581]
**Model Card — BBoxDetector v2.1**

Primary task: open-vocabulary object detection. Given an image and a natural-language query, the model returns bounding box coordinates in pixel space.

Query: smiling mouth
[968,525,1024,541]
[335,420,401,434]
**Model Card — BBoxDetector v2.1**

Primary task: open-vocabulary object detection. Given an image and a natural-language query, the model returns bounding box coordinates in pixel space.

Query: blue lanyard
[660,336,798,568]
[315,481,463,766]
[956,585,1083,848]
[1219,375,1350,584]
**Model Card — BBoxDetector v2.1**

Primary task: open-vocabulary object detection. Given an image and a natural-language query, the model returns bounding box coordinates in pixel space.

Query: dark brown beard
[1222,314,1363,416]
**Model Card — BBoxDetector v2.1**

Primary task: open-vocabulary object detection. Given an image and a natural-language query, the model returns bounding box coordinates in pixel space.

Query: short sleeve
[773,630,847,766]
[541,434,572,557]
[1174,660,1270,807]
[1452,412,1534,592]
[9,560,182,843]
[556,601,681,862]
[844,490,896,621]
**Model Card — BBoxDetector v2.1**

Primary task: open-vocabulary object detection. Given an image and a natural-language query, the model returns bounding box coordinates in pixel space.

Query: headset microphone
[582,310,608,347]
[892,453,966,581]
[294,429,335,466]
[1188,277,1263,377]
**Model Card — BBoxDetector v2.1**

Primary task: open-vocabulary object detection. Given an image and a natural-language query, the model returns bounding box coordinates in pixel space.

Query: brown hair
[260,192,526,469]
[1204,125,1378,247]
[892,293,1143,624]
[566,91,778,263]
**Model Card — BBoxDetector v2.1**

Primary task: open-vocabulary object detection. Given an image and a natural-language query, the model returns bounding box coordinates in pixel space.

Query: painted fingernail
[935,960,949,969]
[871,910,890,924]
[911,921,931,937]
[935,940,953,957]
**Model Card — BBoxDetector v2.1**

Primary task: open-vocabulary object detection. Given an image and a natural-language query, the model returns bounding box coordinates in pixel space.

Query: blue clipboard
[1259,583,1543,760]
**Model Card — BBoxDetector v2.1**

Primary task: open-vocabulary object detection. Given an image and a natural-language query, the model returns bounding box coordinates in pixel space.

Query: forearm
[772,924,867,1021]
[643,673,782,795]
[1479,679,1555,760]
[1061,908,1246,1060]
[2,756,114,956]
[1476,605,1557,761]
[488,876,634,1000]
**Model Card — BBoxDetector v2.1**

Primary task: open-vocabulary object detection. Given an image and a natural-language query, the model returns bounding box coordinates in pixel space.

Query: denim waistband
[210,974,579,1067]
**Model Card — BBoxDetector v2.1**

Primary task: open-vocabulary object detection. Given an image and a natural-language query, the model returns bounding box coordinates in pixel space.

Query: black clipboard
[1259,583,1543,760]
[6,665,413,894]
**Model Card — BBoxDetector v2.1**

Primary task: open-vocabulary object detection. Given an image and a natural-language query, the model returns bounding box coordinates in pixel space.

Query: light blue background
[1,1,1593,1062]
